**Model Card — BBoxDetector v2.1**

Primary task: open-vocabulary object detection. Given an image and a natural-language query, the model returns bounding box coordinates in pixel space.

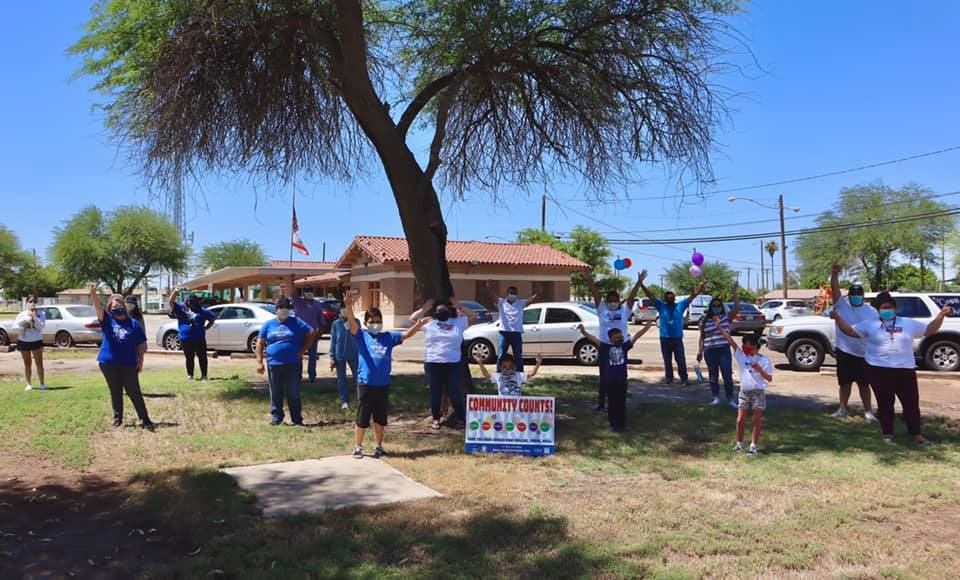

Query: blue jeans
[268,362,303,423]
[425,362,465,422]
[498,331,524,371]
[334,357,358,403]
[703,346,734,399]
[306,337,319,380]
[660,337,688,383]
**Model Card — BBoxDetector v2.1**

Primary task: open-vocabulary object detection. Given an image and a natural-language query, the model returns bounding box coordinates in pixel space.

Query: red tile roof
[336,236,590,270]
[270,260,337,269]
[297,271,351,285]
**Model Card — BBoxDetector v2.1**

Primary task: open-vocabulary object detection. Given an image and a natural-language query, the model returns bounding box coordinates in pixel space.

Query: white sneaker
[728,399,739,409]
[864,411,878,423]
[24,384,33,391]
[748,444,758,456]
[39,384,48,391]
[340,402,349,410]
[831,409,849,418]
[733,442,743,452]
[709,398,721,406]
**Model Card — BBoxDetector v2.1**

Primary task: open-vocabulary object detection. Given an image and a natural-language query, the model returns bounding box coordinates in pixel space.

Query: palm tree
[765,241,778,288]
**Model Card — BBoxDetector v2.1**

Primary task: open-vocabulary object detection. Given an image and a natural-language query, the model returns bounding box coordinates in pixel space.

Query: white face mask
[304,292,314,299]
[277,309,292,320]
[507,294,518,303]
[606,301,620,310]
[367,322,383,334]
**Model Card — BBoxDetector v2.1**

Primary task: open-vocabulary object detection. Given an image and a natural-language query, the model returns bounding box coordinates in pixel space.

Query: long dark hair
[708,297,726,317]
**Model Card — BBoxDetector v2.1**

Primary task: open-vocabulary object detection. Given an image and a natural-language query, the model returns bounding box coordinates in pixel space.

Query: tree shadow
[143,392,177,398]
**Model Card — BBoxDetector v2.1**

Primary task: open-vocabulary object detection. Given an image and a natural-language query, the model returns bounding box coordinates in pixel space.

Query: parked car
[156,302,277,353]
[463,301,602,365]
[630,298,660,323]
[683,295,713,327]
[759,299,811,322]
[0,305,103,348]
[767,293,960,372]
[458,300,494,324]
[728,302,766,334]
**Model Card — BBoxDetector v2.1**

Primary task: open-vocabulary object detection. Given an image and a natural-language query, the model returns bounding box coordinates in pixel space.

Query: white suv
[759,299,812,322]
[767,293,960,372]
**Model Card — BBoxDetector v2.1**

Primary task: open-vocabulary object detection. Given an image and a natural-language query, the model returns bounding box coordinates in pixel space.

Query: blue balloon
[614,259,626,271]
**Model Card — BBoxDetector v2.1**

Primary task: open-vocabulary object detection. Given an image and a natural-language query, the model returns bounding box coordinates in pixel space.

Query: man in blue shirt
[169,288,217,381]
[288,279,326,383]
[640,270,706,386]
[256,297,317,426]
[344,290,424,459]
[329,306,359,410]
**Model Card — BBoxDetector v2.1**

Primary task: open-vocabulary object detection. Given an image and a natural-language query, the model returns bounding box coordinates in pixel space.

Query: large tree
[664,260,738,299]
[72,0,737,301]
[795,184,955,289]
[0,225,30,295]
[51,206,189,295]
[198,239,270,271]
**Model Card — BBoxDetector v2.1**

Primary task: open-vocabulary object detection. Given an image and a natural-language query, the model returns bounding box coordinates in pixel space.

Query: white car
[463,302,603,365]
[767,292,960,372]
[156,302,277,353]
[0,304,103,348]
[759,299,812,322]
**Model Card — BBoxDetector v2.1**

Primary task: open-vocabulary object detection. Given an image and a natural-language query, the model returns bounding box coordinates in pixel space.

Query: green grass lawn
[2,366,959,578]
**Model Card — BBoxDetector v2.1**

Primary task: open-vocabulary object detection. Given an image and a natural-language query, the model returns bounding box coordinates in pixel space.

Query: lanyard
[881,318,899,342]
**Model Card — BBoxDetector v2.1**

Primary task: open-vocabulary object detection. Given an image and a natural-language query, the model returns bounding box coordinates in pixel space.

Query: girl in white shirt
[832,292,951,445]
[15,295,47,391]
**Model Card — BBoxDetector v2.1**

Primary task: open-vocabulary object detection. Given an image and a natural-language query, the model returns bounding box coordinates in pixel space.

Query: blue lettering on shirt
[355,330,404,387]
[259,317,312,366]
[97,313,146,367]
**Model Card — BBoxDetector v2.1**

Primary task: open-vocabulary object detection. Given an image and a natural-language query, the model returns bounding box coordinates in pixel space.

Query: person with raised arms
[583,270,643,411]
[640,270,707,386]
[828,265,878,422]
[169,288,216,382]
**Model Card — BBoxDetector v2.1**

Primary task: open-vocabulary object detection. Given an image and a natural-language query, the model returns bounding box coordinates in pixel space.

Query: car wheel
[468,339,495,364]
[163,331,182,352]
[247,333,260,353]
[0,329,8,347]
[773,314,782,321]
[55,331,75,348]
[924,340,960,372]
[786,338,824,371]
[575,339,599,366]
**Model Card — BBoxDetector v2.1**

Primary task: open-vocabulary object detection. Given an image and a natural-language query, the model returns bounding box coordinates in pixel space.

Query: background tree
[516,225,618,298]
[198,239,270,271]
[0,225,30,296]
[51,206,189,295]
[73,0,738,302]
[664,260,739,299]
[795,183,955,289]
[3,265,67,299]
[887,264,939,291]
[764,240,778,288]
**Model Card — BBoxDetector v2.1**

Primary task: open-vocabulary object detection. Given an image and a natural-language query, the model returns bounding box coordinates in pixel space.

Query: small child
[714,318,773,456]
[577,323,653,432]
[476,352,543,396]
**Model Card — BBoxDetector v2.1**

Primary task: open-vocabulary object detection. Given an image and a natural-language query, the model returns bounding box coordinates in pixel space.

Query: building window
[368,281,381,309]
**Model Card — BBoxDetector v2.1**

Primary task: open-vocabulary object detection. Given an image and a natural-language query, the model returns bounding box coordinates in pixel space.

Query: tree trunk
[919,254,925,291]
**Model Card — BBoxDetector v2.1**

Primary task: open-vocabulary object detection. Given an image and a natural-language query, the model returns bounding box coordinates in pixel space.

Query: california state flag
[291,207,310,256]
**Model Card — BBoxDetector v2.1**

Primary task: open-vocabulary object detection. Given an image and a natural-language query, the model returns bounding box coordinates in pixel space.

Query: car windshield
[577,303,597,315]
[258,304,277,314]
[66,306,97,317]
[732,303,760,313]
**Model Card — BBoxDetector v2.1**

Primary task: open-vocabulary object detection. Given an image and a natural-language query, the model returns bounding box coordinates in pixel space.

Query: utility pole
[540,194,547,232]
[745,267,752,291]
[322,242,326,262]
[779,194,789,299]
[760,240,765,292]
[942,237,948,291]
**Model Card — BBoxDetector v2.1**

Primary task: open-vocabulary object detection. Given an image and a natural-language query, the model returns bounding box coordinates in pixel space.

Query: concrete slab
[222,456,442,516]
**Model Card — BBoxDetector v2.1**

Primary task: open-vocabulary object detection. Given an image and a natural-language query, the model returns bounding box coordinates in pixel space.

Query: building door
[368,282,381,310]
[475,280,499,310]
[533,281,555,302]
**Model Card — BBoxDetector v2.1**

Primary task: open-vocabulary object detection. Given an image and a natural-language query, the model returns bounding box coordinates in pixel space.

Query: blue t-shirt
[173,303,216,341]
[258,317,313,366]
[655,298,691,339]
[97,312,146,367]
[599,339,633,382]
[355,330,404,388]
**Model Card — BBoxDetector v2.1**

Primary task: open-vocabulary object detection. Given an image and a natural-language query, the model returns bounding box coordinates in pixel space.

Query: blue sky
[2,1,959,290]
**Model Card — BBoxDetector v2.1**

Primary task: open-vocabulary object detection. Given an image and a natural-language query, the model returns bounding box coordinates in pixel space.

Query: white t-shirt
[490,371,529,396]
[735,349,773,391]
[598,303,630,344]
[833,297,878,357]
[498,297,528,333]
[15,310,45,343]
[423,315,470,363]
[852,317,926,369]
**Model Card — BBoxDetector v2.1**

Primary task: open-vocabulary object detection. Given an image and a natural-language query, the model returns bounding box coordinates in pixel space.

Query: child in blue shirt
[577,322,653,432]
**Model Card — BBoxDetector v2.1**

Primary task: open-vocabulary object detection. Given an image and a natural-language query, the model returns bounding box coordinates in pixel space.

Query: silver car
[462,301,602,365]
[156,302,277,353]
[0,305,103,348]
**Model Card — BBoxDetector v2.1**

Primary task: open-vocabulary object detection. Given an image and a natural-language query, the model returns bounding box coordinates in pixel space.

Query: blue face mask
[850,295,864,306]
[111,307,126,317]
[879,308,895,321]
[711,305,723,314]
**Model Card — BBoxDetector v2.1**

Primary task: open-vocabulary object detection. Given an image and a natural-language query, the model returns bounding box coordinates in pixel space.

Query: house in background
[336,236,591,328]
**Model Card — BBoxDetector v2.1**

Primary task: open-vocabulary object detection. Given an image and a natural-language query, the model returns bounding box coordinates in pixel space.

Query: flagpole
[290,184,295,267]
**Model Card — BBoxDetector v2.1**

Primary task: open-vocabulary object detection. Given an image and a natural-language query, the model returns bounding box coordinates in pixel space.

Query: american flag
[291,206,310,256]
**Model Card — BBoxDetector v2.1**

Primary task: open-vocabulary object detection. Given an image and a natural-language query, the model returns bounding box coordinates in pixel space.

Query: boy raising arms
[475,352,543,396]
[577,322,654,432]
[712,316,774,456]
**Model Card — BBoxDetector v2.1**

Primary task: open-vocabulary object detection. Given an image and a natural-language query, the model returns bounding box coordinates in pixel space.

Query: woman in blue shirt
[169,288,216,381]
[256,297,316,426]
[89,284,153,429]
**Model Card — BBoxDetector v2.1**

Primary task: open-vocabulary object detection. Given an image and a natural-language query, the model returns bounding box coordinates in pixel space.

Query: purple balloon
[689,265,703,278]
[691,251,705,267]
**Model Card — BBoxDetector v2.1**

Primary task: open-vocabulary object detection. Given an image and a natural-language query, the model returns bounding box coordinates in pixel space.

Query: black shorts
[356,385,389,428]
[836,349,868,386]
[17,340,43,352]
